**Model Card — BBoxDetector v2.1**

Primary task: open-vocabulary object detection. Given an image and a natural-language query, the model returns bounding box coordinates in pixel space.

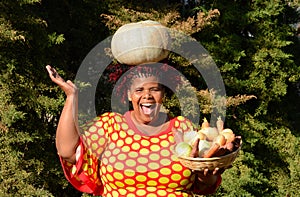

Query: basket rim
[174,139,242,161]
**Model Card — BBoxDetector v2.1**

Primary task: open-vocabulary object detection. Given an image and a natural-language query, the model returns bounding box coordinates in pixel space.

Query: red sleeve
[59,113,115,195]
[59,139,103,195]
[192,175,222,195]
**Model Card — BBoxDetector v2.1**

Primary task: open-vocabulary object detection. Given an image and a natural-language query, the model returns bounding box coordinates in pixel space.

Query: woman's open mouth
[140,103,157,115]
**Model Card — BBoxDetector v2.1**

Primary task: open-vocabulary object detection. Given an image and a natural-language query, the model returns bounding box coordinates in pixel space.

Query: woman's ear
[127,90,132,101]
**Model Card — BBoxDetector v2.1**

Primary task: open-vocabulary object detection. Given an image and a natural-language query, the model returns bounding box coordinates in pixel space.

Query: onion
[183,130,199,146]
[221,128,234,134]
[214,134,226,146]
[199,127,219,141]
[175,142,192,157]
[220,128,235,143]
[198,132,207,140]
[198,140,212,157]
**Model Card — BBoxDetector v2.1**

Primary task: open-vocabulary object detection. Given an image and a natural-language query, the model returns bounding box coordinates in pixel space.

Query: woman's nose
[143,90,152,98]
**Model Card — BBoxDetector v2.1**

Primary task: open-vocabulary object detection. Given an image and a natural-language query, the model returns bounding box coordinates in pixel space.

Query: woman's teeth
[140,103,155,114]
[141,103,153,107]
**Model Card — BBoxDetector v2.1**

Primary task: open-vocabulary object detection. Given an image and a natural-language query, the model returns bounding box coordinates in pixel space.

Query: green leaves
[47,32,65,46]
[0,0,299,196]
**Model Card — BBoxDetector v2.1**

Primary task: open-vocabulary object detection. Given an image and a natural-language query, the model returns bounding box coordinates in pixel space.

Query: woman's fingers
[46,65,58,78]
[194,166,226,177]
[46,65,65,85]
[66,80,78,93]
[203,168,209,176]
[212,168,221,175]
[46,65,78,96]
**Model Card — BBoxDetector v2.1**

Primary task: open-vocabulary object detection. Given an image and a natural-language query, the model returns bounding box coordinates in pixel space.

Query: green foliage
[0,0,299,196]
[193,1,300,196]
[0,0,106,196]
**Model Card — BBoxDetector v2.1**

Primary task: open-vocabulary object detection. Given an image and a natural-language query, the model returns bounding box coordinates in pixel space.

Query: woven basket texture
[176,140,242,171]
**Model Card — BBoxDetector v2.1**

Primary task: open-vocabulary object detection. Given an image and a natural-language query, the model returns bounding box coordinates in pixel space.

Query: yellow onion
[214,134,226,146]
[198,132,207,140]
[221,128,234,134]
[199,127,219,141]
[221,128,235,142]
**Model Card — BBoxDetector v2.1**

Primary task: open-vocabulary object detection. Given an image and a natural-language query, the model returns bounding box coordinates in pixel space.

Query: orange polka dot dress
[60,112,221,196]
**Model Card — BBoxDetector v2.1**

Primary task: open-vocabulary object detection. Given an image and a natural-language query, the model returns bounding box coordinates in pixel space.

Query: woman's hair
[109,63,182,103]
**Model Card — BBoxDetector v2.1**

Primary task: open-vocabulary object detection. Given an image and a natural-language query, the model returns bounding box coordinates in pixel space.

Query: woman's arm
[46,65,79,164]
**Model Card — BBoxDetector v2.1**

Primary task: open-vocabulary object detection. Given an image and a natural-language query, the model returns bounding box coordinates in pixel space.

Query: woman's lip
[140,103,156,115]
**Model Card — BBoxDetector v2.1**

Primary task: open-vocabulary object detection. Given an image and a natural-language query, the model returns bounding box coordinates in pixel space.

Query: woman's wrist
[66,92,78,100]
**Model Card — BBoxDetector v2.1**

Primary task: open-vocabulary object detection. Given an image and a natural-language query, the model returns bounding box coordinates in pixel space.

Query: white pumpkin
[111,20,170,65]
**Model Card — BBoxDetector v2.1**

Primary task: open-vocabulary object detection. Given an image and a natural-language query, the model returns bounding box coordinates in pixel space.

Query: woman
[46,64,224,196]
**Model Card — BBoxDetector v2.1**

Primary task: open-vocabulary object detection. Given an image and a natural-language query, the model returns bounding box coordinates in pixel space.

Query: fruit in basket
[175,116,242,171]
[176,118,241,160]
[175,142,192,157]
[196,117,242,158]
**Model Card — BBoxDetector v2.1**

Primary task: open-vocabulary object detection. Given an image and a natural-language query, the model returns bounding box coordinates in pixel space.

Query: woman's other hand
[193,167,226,192]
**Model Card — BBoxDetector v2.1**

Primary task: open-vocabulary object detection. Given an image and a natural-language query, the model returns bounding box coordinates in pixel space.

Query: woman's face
[128,76,164,124]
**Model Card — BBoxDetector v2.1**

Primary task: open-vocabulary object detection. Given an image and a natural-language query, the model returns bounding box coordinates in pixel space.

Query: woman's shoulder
[171,115,194,132]
[171,115,192,123]
[81,112,125,128]
[99,112,124,119]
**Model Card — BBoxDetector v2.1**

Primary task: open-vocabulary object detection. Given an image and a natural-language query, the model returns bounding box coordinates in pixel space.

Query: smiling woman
[128,75,164,124]
[44,15,232,193]
[46,62,225,196]
[124,65,171,136]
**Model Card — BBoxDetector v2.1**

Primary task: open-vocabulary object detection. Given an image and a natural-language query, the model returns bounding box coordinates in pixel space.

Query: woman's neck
[130,111,170,136]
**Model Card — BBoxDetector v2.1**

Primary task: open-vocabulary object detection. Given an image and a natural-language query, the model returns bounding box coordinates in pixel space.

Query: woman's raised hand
[46,65,78,97]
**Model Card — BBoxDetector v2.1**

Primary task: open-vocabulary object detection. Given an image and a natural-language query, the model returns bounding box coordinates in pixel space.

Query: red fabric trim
[59,139,103,195]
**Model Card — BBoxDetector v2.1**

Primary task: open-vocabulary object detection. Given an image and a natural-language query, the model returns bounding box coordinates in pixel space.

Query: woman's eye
[151,88,160,91]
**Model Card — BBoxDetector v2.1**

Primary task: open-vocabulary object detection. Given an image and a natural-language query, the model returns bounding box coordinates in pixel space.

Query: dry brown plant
[198,89,256,115]
[100,7,220,35]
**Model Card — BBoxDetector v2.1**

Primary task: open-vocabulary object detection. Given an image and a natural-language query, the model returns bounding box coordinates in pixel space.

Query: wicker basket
[175,140,242,171]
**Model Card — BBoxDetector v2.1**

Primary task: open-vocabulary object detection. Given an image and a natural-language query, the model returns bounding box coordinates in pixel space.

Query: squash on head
[111,20,170,65]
